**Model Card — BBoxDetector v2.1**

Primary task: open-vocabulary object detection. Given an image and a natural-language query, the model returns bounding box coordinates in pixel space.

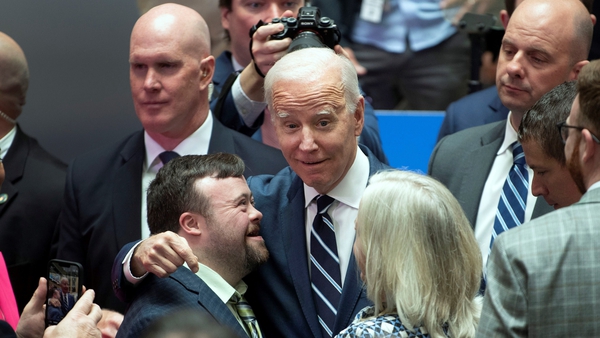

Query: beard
[567,136,588,195]
[243,240,269,274]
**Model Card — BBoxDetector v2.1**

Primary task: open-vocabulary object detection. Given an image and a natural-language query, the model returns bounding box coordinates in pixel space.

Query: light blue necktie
[310,195,341,337]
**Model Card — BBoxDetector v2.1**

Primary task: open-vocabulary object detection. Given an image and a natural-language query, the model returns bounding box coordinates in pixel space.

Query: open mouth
[247,228,261,237]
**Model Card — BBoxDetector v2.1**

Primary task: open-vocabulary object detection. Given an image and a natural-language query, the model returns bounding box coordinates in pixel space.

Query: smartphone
[45,259,83,327]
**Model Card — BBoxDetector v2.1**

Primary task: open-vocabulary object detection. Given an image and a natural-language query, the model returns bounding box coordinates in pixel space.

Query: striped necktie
[490,142,529,250]
[310,195,341,337]
[232,293,262,338]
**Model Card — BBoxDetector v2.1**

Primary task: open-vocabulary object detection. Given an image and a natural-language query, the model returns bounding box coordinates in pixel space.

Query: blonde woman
[336,170,482,338]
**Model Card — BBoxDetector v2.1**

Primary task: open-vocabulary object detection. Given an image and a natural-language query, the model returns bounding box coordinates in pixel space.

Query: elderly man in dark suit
[429,0,592,284]
[0,31,67,313]
[114,47,390,338]
[477,59,600,337]
[55,3,287,315]
[119,154,268,337]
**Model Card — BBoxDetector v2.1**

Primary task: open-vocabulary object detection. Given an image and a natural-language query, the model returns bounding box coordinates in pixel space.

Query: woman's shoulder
[335,306,432,338]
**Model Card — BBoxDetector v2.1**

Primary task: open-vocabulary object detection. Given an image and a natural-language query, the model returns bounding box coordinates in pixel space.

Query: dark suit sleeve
[210,75,265,137]
[111,241,141,304]
[437,103,455,142]
[55,162,86,266]
[360,99,388,164]
[477,236,528,337]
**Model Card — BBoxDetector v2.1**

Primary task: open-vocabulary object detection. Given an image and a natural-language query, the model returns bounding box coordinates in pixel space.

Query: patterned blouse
[335,306,450,338]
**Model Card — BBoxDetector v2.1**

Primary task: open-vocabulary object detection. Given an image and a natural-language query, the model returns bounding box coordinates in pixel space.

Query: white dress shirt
[0,126,17,159]
[140,112,213,239]
[304,147,370,285]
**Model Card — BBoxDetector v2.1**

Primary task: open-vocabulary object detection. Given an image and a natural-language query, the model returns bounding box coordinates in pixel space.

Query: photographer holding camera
[212,2,388,164]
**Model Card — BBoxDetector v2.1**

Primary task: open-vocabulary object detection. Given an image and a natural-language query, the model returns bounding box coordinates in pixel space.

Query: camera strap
[249,20,267,78]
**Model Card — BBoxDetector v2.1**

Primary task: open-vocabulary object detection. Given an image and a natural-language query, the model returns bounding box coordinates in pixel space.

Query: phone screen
[45,259,83,327]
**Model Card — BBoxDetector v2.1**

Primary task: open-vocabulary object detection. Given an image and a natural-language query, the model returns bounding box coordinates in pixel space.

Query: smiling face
[270,71,364,194]
[496,1,580,118]
[220,0,303,66]
[522,140,582,209]
[198,176,268,276]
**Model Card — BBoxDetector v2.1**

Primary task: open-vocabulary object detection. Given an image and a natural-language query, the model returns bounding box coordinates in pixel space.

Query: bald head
[0,32,29,119]
[132,3,211,59]
[512,0,592,63]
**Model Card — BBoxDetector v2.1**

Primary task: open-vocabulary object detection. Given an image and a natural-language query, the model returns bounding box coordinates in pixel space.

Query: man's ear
[500,10,510,29]
[199,55,216,89]
[220,6,231,31]
[353,96,365,137]
[581,129,599,164]
[569,60,590,81]
[179,212,205,236]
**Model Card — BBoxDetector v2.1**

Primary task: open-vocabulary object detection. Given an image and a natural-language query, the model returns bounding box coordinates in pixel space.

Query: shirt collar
[587,181,600,192]
[231,56,244,72]
[497,111,519,155]
[144,112,213,171]
[187,262,248,304]
[0,126,17,159]
[304,146,370,209]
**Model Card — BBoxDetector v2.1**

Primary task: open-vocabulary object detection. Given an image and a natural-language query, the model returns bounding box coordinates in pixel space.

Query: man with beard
[118,153,269,337]
[478,59,600,336]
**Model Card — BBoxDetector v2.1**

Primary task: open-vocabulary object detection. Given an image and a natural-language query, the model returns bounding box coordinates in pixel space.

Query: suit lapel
[207,117,236,154]
[0,127,28,214]
[112,131,145,249]
[171,268,248,338]
[282,175,324,338]
[458,122,505,227]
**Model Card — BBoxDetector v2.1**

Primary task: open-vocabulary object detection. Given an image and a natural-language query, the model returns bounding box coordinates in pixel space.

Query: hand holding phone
[45,259,83,327]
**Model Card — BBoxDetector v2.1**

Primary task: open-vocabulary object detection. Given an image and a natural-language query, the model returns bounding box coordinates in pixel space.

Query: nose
[531,173,548,197]
[143,68,161,92]
[249,203,263,223]
[263,3,283,22]
[505,52,525,79]
[299,127,318,152]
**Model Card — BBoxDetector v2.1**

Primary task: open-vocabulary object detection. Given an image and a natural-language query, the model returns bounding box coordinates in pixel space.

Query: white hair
[264,47,361,115]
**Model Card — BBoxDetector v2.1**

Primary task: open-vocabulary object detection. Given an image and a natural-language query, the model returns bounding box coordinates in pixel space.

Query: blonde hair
[356,170,482,338]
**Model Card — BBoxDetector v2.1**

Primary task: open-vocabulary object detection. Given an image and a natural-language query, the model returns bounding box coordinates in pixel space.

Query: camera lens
[288,31,327,53]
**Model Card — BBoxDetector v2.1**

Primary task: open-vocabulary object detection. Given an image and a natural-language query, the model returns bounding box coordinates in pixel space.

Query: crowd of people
[1,0,600,337]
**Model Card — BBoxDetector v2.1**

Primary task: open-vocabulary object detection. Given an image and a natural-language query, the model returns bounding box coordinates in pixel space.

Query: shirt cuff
[232,77,267,127]
[122,241,148,285]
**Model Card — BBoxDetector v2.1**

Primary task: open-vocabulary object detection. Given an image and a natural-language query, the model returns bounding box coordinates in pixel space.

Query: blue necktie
[158,151,180,165]
[310,195,341,337]
[490,142,529,249]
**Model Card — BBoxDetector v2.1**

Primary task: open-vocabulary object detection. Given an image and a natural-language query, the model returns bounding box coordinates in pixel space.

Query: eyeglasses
[556,121,600,144]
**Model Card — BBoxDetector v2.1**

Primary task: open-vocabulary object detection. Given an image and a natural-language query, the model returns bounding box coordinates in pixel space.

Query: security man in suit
[0,31,67,313]
[477,59,600,337]
[55,3,287,314]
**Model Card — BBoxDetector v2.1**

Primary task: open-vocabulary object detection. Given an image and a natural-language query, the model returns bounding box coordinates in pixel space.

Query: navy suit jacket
[113,145,390,337]
[116,267,247,338]
[243,146,389,338]
[56,116,287,313]
[437,86,509,142]
[210,51,389,165]
[0,126,66,313]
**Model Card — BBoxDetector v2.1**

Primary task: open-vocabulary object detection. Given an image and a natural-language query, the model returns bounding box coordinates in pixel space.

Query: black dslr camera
[269,6,341,53]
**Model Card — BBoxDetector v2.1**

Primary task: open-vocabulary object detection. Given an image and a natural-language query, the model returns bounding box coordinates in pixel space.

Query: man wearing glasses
[478,59,600,336]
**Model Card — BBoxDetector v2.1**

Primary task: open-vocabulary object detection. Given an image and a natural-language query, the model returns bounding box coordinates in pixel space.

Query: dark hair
[577,60,600,134]
[141,308,238,338]
[147,153,245,235]
[518,81,577,164]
